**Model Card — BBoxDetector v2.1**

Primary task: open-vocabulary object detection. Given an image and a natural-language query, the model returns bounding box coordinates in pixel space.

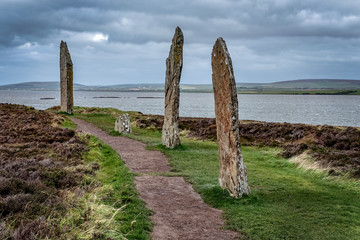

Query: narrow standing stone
[211,37,250,197]
[162,27,184,148]
[60,41,73,114]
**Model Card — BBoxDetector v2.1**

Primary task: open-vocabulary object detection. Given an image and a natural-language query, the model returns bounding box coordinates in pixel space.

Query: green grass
[61,117,77,130]
[67,106,129,136]
[148,142,360,240]
[61,119,152,239]
[85,136,152,239]
[210,148,358,239]
[68,107,360,240]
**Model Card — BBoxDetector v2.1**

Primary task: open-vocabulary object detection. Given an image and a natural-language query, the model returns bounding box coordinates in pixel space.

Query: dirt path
[72,118,239,240]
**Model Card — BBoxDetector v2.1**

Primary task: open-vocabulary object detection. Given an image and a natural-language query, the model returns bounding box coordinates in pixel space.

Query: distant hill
[0,81,96,91]
[236,79,360,95]
[1,79,360,95]
[97,83,164,92]
[260,79,360,89]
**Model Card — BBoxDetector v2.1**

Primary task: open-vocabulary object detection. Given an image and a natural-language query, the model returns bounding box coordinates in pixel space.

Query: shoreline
[1,88,360,95]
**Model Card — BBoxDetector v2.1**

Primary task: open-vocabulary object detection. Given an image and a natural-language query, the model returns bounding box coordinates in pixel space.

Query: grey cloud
[1,0,360,85]
[2,0,360,47]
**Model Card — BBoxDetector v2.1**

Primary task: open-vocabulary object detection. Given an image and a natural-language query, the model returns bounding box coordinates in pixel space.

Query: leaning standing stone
[211,37,251,197]
[162,27,184,148]
[60,41,73,114]
[115,113,132,134]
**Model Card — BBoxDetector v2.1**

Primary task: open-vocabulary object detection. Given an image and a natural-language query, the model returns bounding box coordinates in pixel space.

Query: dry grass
[289,151,329,172]
[61,185,128,240]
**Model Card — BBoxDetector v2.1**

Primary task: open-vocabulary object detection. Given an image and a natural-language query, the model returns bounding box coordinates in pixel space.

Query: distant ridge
[270,79,360,89]
[275,79,360,83]
[1,79,360,94]
[0,81,94,91]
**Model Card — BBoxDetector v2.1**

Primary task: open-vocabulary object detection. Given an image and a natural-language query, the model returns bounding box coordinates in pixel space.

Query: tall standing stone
[60,41,73,114]
[162,27,184,148]
[211,37,250,197]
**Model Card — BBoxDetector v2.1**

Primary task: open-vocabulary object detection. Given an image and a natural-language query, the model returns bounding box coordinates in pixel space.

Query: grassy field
[61,119,152,239]
[66,106,360,240]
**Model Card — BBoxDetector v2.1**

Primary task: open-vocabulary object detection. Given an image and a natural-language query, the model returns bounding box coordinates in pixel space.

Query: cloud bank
[0,0,359,85]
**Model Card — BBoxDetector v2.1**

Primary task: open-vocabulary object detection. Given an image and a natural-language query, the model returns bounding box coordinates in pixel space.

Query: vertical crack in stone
[211,37,250,197]
[60,41,73,114]
[162,27,184,148]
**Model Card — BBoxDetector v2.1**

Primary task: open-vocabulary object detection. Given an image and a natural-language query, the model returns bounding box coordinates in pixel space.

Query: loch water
[1,90,359,127]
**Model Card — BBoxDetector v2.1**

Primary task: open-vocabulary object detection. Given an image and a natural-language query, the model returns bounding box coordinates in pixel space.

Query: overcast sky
[0,0,360,85]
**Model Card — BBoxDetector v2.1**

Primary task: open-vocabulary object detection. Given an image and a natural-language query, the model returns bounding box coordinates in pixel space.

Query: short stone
[115,113,132,134]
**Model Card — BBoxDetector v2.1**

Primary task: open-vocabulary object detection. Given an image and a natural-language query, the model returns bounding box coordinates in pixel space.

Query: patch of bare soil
[0,104,92,239]
[135,114,360,177]
[72,118,239,240]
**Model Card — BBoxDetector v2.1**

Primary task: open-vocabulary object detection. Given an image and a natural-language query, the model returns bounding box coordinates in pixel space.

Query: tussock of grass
[289,151,328,172]
[60,186,128,240]
[70,106,360,240]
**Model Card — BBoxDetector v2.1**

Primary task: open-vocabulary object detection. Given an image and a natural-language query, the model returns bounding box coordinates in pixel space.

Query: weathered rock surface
[211,37,250,197]
[114,113,132,134]
[162,27,184,148]
[60,41,73,114]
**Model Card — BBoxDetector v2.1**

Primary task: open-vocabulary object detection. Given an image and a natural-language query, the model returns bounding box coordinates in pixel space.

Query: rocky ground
[135,114,360,178]
[0,104,95,239]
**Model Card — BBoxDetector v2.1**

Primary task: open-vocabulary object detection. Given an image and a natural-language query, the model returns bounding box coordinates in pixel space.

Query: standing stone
[162,27,184,148]
[115,113,132,134]
[211,37,250,197]
[60,41,73,114]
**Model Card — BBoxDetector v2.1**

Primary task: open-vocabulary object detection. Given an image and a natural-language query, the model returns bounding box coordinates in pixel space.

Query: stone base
[162,125,180,148]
